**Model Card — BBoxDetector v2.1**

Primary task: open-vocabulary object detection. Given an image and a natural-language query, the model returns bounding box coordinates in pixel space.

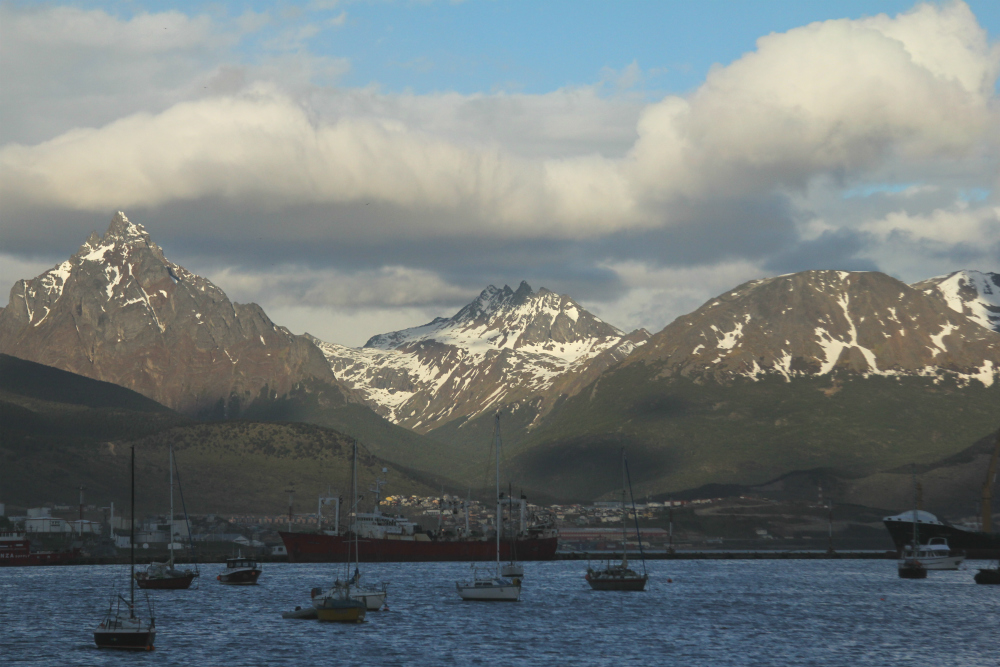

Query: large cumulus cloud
[1,1,997,344]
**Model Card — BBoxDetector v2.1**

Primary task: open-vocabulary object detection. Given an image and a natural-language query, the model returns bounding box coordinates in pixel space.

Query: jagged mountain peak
[0,212,333,415]
[322,282,644,432]
[366,281,623,355]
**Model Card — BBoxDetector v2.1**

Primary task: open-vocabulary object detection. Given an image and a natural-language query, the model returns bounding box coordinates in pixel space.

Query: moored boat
[315,583,367,622]
[585,448,648,592]
[0,533,79,567]
[974,564,1000,585]
[94,445,156,651]
[898,537,965,570]
[136,444,199,590]
[456,411,522,602]
[217,554,262,585]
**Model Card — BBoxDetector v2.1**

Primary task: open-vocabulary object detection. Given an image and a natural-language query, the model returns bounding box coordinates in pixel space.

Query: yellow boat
[315,590,366,623]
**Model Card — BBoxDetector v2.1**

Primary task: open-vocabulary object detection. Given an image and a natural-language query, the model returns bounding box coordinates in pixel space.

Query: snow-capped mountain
[912,270,1000,334]
[311,281,649,432]
[0,212,334,415]
[623,270,999,386]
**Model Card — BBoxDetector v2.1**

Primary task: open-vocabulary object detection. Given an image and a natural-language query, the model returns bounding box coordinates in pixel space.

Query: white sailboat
[456,411,521,602]
[313,440,388,612]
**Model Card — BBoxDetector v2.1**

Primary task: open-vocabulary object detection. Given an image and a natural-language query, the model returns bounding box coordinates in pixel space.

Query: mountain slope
[506,270,1000,501]
[0,212,334,417]
[311,281,648,433]
[622,270,998,384]
[912,270,1000,334]
[0,356,439,513]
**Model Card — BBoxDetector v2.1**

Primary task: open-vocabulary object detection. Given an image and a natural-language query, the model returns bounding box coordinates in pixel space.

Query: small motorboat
[899,538,965,570]
[217,553,262,585]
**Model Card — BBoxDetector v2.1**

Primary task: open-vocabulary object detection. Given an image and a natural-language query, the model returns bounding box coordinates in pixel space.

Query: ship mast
[982,430,1000,533]
[168,444,174,567]
[495,411,501,573]
[130,444,135,617]
[621,447,627,567]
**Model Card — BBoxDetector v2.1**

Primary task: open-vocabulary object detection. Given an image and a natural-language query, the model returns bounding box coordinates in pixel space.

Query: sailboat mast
[169,445,174,566]
[130,444,135,616]
[353,439,359,572]
[621,448,627,563]
[495,412,501,570]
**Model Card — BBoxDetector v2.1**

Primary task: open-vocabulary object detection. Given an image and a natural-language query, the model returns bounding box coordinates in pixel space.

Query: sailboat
[898,471,928,579]
[136,445,199,589]
[94,445,157,650]
[456,411,521,601]
[312,439,377,621]
[500,483,524,581]
[586,448,648,591]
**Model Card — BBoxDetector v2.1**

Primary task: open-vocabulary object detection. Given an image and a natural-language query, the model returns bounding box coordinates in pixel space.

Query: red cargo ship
[280,489,558,563]
[0,533,79,566]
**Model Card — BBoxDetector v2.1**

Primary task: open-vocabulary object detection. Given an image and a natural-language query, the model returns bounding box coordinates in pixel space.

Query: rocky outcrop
[0,212,335,416]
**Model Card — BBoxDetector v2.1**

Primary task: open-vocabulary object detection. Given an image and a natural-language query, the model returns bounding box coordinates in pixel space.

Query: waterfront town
[1,491,897,561]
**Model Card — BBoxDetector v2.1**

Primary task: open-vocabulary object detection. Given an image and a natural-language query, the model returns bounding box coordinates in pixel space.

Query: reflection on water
[1,560,998,666]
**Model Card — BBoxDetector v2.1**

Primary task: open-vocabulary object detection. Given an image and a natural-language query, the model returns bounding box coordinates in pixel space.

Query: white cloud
[2,1,995,248]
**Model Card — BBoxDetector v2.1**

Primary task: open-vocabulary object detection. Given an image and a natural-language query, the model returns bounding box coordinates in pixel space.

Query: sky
[1,0,999,346]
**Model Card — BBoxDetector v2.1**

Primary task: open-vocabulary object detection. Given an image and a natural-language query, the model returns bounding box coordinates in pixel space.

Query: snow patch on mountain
[312,282,647,431]
[914,270,1000,333]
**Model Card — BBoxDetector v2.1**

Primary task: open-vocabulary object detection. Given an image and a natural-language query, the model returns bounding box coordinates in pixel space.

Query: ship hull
[882,519,1000,559]
[93,630,156,650]
[279,532,558,563]
[135,573,196,589]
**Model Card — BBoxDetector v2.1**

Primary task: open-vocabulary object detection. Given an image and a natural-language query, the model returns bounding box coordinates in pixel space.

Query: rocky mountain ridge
[622,270,999,387]
[913,270,1000,334]
[0,212,335,416]
[311,282,649,433]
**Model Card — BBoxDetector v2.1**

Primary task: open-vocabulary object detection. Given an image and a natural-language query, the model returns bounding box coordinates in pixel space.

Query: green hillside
[0,357,442,513]
[509,363,1000,501]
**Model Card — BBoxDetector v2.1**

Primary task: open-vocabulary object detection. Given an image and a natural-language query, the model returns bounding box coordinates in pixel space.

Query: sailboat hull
[135,572,196,589]
[585,573,648,591]
[316,599,367,623]
[94,629,155,650]
[456,583,521,601]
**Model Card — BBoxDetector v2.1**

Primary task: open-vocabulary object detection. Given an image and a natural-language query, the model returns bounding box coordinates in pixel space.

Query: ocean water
[1,560,997,666]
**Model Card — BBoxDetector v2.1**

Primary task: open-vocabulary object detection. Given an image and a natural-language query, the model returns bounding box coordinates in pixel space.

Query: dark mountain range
[0,354,439,513]
[506,270,1000,501]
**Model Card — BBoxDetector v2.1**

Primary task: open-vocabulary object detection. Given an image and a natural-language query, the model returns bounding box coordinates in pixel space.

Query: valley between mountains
[2,212,998,514]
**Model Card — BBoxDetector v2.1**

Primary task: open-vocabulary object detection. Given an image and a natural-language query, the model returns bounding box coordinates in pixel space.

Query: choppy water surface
[1,560,997,666]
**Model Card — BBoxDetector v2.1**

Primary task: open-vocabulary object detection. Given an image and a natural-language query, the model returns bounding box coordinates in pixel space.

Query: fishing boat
[94,445,156,651]
[456,411,521,602]
[136,445,198,589]
[217,552,262,585]
[311,440,389,612]
[586,448,648,591]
